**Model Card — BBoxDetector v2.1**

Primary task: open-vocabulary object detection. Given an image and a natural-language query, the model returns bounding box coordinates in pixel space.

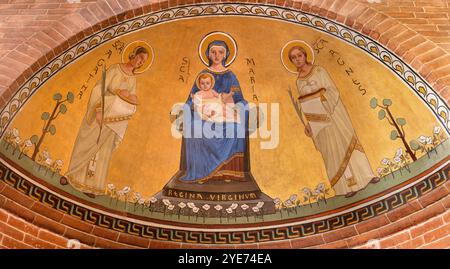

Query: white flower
[316,183,325,192]
[434,126,441,134]
[381,158,390,165]
[107,184,115,191]
[426,136,432,145]
[121,186,131,194]
[226,208,233,214]
[241,204,249,210]
[289,194,297,202]
[24,140,32,147]
[45,158,52,165]
[393,156,401,163]
[133,192,141,200]
[214,205,223,211]
[302,187,312,196]
[178,202,186,209]
[187,202,196,209]
[273,198,281,205]
[193,207,199,213]
[55,159,63,167]
[162,199,171,206]
[149,197,157,203]
[256,201,265,208]
[14,137,21,144]
[284,200,293,207]
[395,148,403,158]
[42,150,50,160]
[202,204,210,211]
[252,206,260,213]
[418,135,427,144]
[230,203,238,210]
[12,128,19,138]
[167,205,175,210]
[376,167,384,174]
[138,198,145,205]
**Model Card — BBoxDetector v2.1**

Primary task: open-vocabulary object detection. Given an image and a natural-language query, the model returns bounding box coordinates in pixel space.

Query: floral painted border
[0,3,448,136]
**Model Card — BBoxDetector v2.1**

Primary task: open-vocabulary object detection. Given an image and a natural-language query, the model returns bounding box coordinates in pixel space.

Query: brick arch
[0,0,449,249]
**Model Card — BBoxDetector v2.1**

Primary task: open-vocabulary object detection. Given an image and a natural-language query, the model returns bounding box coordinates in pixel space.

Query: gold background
[8,17,443,201]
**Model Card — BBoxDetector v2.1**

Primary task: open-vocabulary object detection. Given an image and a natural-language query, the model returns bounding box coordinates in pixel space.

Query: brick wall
[0,0,449,249]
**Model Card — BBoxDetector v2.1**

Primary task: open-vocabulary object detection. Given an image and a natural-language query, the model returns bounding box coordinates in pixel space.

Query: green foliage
[370,98,378,109]
[378,109,386,120]
[53,93,62,101]
[67,92,74,104]
[409,140,419,151]
[30,135,39,144]
[383,99,392,106]
[390,130,398,140]
[41,112,50,120]
[59,104,67,114]
[48,125,56,135]
[396,118,406,126]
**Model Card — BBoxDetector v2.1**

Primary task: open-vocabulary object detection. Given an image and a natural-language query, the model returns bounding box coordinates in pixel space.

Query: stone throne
[154,138,275,218]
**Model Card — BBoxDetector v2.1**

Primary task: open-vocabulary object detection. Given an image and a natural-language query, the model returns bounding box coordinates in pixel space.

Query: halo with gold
[121,40,154,74]
[198,31,238,67]
[281,40,315,74]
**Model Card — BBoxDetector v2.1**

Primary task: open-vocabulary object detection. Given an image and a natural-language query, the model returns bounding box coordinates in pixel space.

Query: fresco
[0,5,448,233]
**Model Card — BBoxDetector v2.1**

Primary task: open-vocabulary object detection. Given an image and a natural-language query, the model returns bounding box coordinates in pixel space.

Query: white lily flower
[241,204,249,210]
[418,135,427,144]
[256,201,265,208]
[226,208,233,214]
[434,126,441,134]
[395,148,403,158]
[381,158,390,165]
[187,202,196,209]
[138,198,145,205]
[252,206,260,213]
[45,158,52,165]
[316,183,325,192]
[214,205,223,211]
[202,204,210,211]
[12,128,19,138]
[193,207,199,213]
[230,203,238,210]
[178,202,186,209]
[121,186,131,194]
[273,198,281,205]
[162,199,171,206]
[302,187,312,196]
[55,159,63,167]
[426,136,432,145]
[376,167,383,174]
[24,140,32,147]
[393,156,401,163]
[284,200,293,207]
[149,197,157,203]
[288,194,297,202]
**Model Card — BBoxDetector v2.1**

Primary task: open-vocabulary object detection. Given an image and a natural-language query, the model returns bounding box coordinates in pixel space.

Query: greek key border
[0,160,447,244]
[0,3,448,136]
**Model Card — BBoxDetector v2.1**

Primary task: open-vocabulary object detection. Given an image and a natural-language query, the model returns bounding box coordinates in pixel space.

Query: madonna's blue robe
[178,69,249,182]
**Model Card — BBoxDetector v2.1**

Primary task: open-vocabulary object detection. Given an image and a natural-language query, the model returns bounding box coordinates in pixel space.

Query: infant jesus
[192,73,241,123]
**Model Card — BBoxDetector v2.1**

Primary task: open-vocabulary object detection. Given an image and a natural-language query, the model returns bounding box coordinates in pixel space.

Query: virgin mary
[160,32,274,210]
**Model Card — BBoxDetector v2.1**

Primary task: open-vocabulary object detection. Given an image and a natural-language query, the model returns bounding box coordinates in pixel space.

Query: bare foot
[60,176,68,186]
[345,191,357,198]
[83,192,96,199]
[370,177,380,184]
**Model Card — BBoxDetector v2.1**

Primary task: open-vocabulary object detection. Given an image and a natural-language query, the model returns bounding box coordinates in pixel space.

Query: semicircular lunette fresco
[0,4,449,242]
